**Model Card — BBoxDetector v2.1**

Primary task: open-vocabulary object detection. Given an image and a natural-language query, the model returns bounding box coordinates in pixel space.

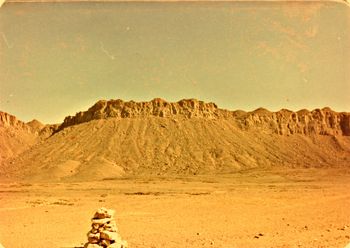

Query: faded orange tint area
[1,1,350,248]
[1,169,350,247]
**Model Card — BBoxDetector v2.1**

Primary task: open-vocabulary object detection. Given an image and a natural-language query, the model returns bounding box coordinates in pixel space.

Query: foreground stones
[84,208,128,248]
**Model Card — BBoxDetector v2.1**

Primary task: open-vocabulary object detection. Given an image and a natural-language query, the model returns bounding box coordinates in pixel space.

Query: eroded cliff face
[239,107,350,136]
[59,98,226,131]
[0,111,32,132]
[58,99,350,136]
[0,112,58,167]
[0,112,39,165]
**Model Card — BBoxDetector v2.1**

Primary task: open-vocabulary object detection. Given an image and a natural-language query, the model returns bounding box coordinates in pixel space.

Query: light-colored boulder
[100,230,121,241]
[91,218,112,225]
[105,225,118,232]
[94,207,115,219]
[87,231,100,239]
[100,239,111,247]
[105,221,118,232]
[105,220,117,227]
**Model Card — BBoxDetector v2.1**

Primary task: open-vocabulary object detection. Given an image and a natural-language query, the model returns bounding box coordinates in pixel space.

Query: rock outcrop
[238,107,350,136]
[0,111,32,132]
[58,99,350,136]
[0,111,56,168]
[26,119,45,132]
[58,98,232,131]
[0,112,39,166]
[0,112,56,136]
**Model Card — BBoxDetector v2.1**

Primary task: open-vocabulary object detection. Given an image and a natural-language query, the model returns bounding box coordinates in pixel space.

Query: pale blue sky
[0,1,349,123]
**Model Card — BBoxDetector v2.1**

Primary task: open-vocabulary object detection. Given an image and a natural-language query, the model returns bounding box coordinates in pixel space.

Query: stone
[105,222,118,232]
[100,239,111,247]
[87,231,100,239]
[100,231,121,241]
[105,225,118,232]
[94,207,115,219]
[105,220,117,227]
[92,223,100,229]
[91,218,112,225]
[88,236,100,244]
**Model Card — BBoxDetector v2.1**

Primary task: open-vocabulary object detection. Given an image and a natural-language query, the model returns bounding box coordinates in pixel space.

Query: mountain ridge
[0,111,40,166]
[1,98,349,182]
[57,98,350,136]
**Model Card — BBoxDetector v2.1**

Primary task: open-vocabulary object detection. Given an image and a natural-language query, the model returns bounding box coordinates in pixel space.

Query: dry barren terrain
[1,169,350,248]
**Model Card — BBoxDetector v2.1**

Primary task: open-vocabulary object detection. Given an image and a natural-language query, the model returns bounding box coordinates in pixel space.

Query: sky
[0,1,349,124]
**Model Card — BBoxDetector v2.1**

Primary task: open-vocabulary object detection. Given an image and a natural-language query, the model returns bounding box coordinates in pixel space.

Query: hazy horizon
[1,1,349,124]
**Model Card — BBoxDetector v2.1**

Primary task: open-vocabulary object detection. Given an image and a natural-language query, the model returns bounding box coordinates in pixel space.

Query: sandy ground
[1,168,350,248]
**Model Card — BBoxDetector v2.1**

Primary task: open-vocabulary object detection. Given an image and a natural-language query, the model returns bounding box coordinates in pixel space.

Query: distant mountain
[58,98,350,136]
[0,111,39,167]
[1,99,349,182]
[26,119,45,132]
[0,111,57,169]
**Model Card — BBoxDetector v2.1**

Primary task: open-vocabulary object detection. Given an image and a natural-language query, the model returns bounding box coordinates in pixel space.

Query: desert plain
[1,169,350,248]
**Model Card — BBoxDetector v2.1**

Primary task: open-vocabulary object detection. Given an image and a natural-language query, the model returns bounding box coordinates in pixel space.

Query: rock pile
[84,208,128,248]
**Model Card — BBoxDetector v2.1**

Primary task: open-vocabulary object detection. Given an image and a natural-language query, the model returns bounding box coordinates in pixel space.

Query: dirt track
[1,169,350,248]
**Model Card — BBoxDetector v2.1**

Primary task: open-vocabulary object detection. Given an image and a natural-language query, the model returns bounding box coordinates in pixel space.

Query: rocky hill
[59,98,350,136]
[0,112,58,166]
[1,99,350,182]
[57,98,227,131]
[0,111,33,131]
[239,107,350,136]
[0,111,40,166]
